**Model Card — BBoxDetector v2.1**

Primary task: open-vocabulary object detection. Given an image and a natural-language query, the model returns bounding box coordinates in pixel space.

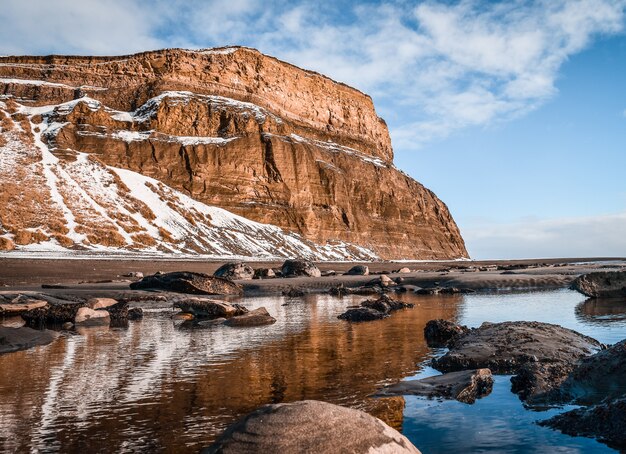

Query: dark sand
[1,257,625,298]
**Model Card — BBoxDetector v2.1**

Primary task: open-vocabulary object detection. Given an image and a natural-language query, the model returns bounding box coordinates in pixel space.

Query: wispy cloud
[1,0,625,149]
[463,212,626,259]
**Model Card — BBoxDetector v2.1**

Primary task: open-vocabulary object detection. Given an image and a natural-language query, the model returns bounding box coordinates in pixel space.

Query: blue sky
[1,0,625,259]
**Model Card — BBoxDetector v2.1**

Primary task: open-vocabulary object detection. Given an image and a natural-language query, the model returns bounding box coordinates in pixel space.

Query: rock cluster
[338,294,413,322]
[130,271,243,295]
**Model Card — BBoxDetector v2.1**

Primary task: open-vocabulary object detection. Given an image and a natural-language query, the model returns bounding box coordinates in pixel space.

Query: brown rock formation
[0,47,467,259]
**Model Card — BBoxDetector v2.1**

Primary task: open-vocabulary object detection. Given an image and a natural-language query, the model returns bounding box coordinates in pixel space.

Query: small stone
[87,297,119,310]
[224,307,276,327]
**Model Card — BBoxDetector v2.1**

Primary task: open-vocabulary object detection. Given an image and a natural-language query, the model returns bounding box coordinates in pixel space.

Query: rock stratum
[0,47,467,260]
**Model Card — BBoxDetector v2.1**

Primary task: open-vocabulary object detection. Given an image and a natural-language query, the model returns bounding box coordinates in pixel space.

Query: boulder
[74,307,110,326]
[432,321,602,402]
[361,294,413,313]
[338,307,388,322]
[554,339,626,405]
[571,271,626,298]
[346,265,369,276]
[173,298,248,318]
[0,326,58,354]
[21,302,87,328]
[424,319,470,348]
[103,301,129,322]
[253,268,276,279]
[214,262,255,280]
[377,369,494,404]
[398,267,411,273]
[203,400,421,453]
[130,271,243,295]
[281,259,321,278]
[87,297,118,310]
[224,307,276,327]
[539,398,626,450]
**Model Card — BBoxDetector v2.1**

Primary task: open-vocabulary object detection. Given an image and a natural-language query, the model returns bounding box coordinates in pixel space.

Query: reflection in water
[576,297,626,326]
[0,290,624,453]
[0,294,459,453]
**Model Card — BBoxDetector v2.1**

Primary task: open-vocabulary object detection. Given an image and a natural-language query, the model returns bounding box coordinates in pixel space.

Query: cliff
[0,47,467,259]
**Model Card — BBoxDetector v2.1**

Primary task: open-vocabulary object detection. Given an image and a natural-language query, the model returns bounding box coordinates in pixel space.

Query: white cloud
[0,0,624,148]
[463,212,626,259]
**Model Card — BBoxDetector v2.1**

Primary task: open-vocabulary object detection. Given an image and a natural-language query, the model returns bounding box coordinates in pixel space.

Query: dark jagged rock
[361,294,413,313]
[329,284,349,297]
[102,301,129,322]
[21,302,87,328]
[345,265,369,276]
[0,326,59,354]
[432,321,602,402]
[213,262,255,280]
[281,259,321,278]
[203,400,420,453]
[224,307,276,327]
[128,307,144,320]
[338,307,388,322]
[130,271,243,295]
[376,369,494,404]
[173,298,248,318]
[571,271,626,298]
[424,319,470,348]
[539,398,626,450]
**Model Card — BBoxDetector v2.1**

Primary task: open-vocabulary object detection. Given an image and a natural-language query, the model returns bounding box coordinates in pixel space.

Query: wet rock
[282,287,305,297]
[555,339,626,405]
[571,271,626,298]
[0,326,59,354]
[103,301,129,322]
[377,369,494,404]
[173,298,248,318]
[74,307,110,326]
[281,259,321,278]
[253,268,276,279]
[130,271,243,295]
[346,265,369,276]
[361,294,413,314]
[214,262,255,280]
[511,361,579,403]
[203,400,421,454]
[172,312,195,321]
[224,307,276,327]
[87,297,118,310]
[424,319,470,348]
[128,308,143,320]
[21,302,87,328]
[379,275,394,287]
[329,284,349,297]
[197,317,227,327]
[397,267,411,273]
[0,298,48,316]
[338,307,388,322]
[539,398,626,450]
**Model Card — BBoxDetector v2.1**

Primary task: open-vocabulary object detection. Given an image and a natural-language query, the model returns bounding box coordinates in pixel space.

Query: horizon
[1,0,625,260]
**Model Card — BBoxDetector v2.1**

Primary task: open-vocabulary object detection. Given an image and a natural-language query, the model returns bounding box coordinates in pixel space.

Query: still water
[0,289,624,453]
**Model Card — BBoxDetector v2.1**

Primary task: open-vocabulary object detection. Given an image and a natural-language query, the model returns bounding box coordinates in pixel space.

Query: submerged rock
[282,287,305,297]
[338,307,388,322]
[539,398,626,450]
[361,294,413,313]
[338,295,413,322]
[571,271,626,298]
[203,400,421,453]
[173,298,248,318]
[281,259,321,278]
[377,369,494,404]
[424,319,470,348]
[214,262,255,280]
[0,326,58,354]
[346,265,369,276]
[130,271,243,295]
[128,307,144,320]
[224,307,276,327]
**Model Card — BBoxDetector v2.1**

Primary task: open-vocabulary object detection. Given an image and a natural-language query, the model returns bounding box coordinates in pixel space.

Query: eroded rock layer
[0,47,467,259]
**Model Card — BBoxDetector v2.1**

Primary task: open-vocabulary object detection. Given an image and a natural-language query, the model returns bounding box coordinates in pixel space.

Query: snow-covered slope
[0,97,378,260]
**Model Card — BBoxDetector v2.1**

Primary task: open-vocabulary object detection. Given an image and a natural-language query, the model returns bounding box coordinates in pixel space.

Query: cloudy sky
[2,0,625,259]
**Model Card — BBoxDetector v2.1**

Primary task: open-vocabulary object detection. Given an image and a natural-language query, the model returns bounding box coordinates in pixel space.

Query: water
[0,289,624,453]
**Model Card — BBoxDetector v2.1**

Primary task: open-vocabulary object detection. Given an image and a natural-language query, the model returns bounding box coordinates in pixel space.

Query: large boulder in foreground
[281,259,321,278]
[377,369,493,404]
[130,271,243,295]
[213,262,255,280]
[203,400,421,453]
[539,398,626,450]
[432,321,602,402]
[0,326,58,354]
[571,270,626,298]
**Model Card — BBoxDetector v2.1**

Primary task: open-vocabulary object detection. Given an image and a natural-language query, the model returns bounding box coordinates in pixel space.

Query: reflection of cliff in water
[575,298,626,325]
[0,294,461,453]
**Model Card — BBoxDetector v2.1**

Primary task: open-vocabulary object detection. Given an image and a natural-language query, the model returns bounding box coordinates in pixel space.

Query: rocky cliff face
[0,47,467,259]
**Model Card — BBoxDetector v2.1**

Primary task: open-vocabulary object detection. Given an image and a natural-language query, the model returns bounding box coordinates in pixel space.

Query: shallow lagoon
[1,289,624,453]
